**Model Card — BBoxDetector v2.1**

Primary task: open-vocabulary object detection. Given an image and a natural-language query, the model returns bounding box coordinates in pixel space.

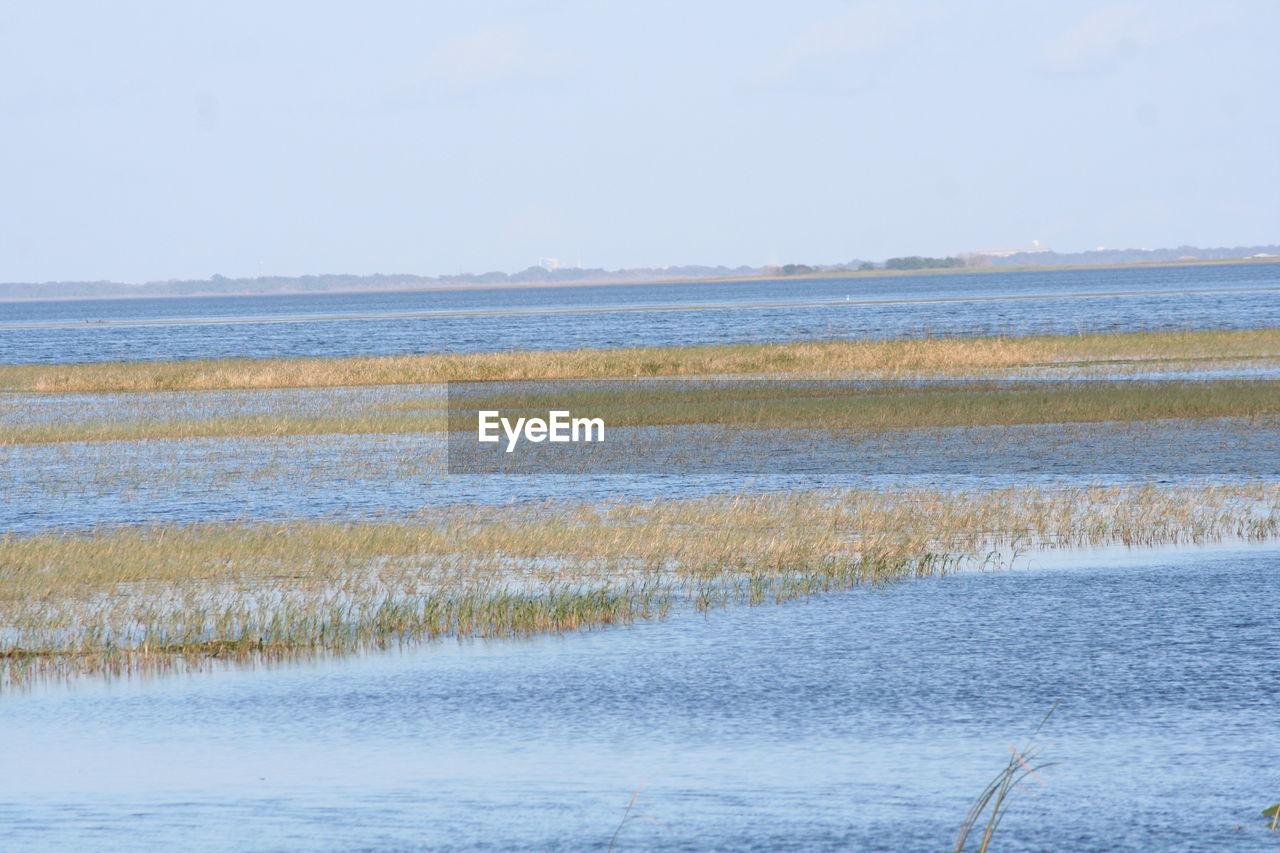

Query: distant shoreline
[2,255,1278,304]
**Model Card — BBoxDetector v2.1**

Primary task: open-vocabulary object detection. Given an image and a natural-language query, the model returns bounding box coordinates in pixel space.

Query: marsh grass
[0,410,447,445]
[447,379,1280,431]
[4,329,1279,393]
[954,703,1061,853]
[5,378,1280,445]
[607,787,666,852]
[1,483,1276,684]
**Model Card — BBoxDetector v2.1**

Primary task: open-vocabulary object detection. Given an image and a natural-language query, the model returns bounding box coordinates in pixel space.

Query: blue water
[2,545,1276,851]
[3,262,1278,364]
[4,261,1279,850]
[1,421,1275,535]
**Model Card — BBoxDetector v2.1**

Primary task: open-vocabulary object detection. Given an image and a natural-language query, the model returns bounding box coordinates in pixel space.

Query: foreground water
[1,545,1276,851]
[3,262,1279,363]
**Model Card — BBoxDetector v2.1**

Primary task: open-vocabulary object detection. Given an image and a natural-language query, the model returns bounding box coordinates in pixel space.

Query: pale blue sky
[2,1,1277,283]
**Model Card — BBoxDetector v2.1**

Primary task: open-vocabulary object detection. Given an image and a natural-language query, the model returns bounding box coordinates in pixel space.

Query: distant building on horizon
[972,239,1054,259]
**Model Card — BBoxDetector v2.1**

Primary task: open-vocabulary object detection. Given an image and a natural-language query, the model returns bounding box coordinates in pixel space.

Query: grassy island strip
[3,328,1279,393]
[2,483,1276,683]
[4,378,1279,445]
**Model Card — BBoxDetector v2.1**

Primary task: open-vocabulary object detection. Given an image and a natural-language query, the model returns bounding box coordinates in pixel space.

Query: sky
[1,0,1277,284]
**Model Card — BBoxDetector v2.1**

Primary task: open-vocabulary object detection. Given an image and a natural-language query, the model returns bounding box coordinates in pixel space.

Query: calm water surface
[4,418,1277,534]
[3,263,1279,363]
[1,546,1276,851]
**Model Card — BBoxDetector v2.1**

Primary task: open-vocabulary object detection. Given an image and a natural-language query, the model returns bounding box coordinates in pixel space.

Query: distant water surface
[2,262,1278,364]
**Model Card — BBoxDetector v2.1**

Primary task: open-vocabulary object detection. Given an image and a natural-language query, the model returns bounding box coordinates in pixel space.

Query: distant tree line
[4,245,1278,300]
[982,245,1280,267]
[881,255,965,270]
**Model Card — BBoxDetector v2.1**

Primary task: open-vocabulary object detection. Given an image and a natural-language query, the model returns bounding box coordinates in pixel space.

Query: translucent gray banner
[445,379,1280,477]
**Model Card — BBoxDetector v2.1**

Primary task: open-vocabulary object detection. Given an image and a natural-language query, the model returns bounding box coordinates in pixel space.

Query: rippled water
[2,545,1276,851]
[4,417,1277,534]
[3,262,1278,363]
[4,263,1279,850]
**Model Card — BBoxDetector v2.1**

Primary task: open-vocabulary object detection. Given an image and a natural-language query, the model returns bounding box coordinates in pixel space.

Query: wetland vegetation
[5,376,1280,446]
[4,328,1279,686]
[2,322,1278,851]
[2,483,1276,684]
[4,328,1279,393]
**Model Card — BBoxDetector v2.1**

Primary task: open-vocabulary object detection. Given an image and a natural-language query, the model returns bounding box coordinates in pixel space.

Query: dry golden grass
[3,483,1275,683]
[4,329,1279,393]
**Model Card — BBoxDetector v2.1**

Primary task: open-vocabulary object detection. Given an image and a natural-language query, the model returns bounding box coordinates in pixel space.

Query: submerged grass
[2,483,1276,684]
[5,378,1280,444]
[4,329,1280,393]
[0,410,447,444]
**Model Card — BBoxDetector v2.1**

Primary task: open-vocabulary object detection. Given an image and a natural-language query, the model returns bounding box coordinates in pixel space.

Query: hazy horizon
[2,1,1277,285]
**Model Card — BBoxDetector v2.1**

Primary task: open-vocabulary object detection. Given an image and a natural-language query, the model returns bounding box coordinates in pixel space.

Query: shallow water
[0,385,437,428]
[4,264,1279,851]
[3,262,1279,363]
[1,545,1276,851]
[4,417,1277,534]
